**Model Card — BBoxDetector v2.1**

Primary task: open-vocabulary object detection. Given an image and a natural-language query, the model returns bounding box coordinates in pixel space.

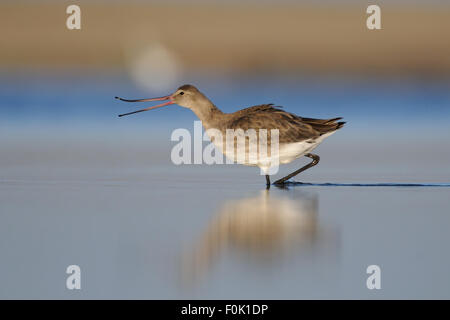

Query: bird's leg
[265,175,271,188]
[273,153,320,185]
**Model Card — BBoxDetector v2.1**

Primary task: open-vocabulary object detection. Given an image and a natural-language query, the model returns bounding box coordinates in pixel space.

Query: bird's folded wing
[228,104,323,144]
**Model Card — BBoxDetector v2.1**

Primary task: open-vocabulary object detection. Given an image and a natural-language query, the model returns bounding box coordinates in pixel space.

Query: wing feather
[227,104,344,144]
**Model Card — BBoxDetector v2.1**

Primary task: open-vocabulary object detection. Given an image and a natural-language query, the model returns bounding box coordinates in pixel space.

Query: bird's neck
[191,100,224,129]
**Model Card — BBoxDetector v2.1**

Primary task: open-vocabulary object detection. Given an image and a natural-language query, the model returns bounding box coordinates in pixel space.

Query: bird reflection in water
[181,190,335,285]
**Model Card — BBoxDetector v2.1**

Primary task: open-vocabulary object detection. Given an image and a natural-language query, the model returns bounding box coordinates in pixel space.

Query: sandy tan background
[1,2,450,75]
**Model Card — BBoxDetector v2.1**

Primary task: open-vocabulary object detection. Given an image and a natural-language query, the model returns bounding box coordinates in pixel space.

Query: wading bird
[116,85,344,187]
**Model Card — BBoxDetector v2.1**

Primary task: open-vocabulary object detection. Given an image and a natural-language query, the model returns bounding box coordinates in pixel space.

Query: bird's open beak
[116,94,174,117]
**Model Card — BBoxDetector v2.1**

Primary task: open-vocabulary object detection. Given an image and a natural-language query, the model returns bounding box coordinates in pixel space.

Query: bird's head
[171,84,203,109]
[116,84,208,117]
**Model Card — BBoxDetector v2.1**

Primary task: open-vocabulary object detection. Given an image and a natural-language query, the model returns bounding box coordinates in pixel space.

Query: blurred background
[1,0,450,299]
[1,0,450,176]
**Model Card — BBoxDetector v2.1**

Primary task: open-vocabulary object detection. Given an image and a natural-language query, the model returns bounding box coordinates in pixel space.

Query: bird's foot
[272,180,289,189]
[272,178,289,186]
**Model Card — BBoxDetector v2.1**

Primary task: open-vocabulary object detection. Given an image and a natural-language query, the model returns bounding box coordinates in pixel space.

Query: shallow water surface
[1,163,450,299]
[1,73,450,298]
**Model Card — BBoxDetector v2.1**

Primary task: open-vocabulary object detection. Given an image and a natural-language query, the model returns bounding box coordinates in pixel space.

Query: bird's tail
[301,117,345,135]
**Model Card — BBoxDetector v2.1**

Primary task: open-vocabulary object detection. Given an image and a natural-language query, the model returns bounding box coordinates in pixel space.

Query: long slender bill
[116,94,174,117]
[115,95,171,103]
[118,100,174,117]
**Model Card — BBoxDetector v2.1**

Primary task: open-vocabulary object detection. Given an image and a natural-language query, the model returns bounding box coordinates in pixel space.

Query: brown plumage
[226,104,345,144]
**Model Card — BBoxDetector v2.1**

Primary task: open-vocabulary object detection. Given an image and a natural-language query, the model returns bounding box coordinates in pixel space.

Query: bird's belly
[278,141,318,164]
[210,139,319,166]
[277,132,336,164]
[208,130,334,170]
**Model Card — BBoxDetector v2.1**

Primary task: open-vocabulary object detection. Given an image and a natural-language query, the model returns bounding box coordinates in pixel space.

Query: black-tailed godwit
[116,84,345,187]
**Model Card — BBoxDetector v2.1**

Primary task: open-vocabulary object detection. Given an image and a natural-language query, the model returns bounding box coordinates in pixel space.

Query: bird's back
[225,104,345,144]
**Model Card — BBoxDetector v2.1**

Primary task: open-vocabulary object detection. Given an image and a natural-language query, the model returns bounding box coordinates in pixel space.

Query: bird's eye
[179,92,184,95]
